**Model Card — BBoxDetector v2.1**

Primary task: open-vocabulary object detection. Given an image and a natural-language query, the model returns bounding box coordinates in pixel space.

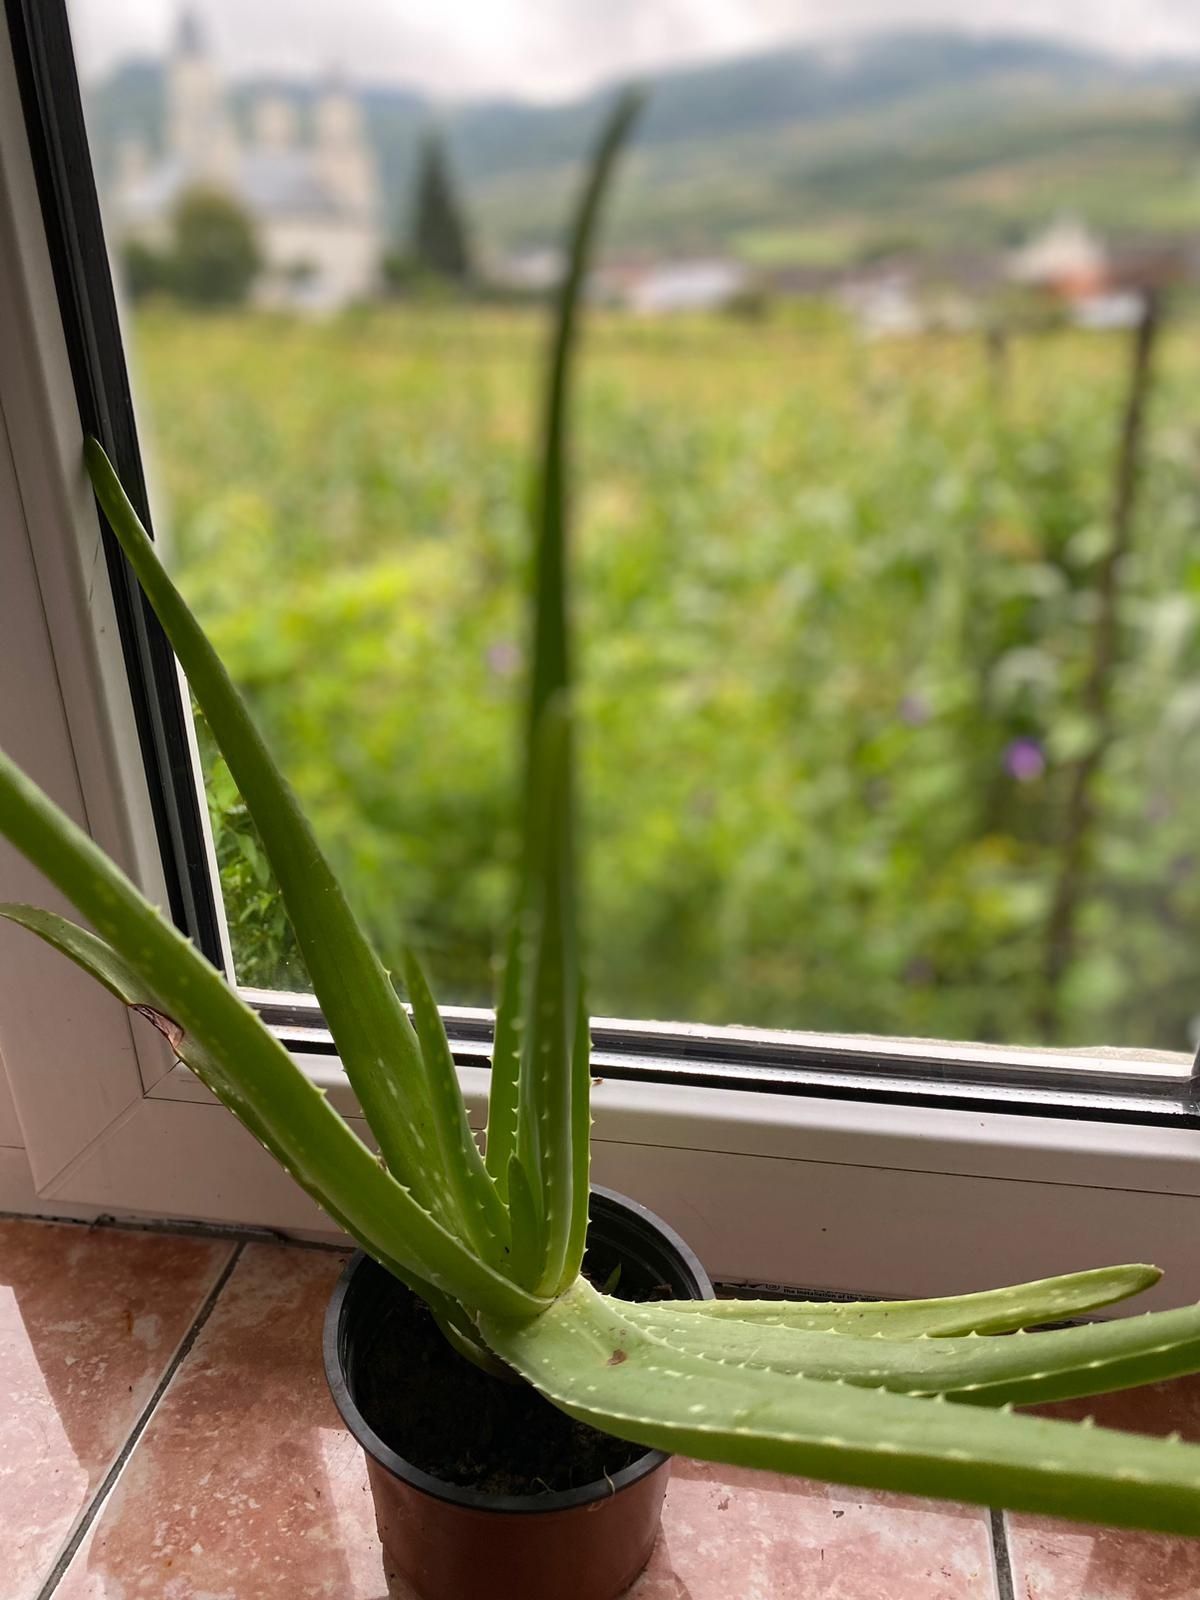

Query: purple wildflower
[1004,738,1045,783]
[485,640,522,679]
[1144,792,1172,825]
[899,692,931,727]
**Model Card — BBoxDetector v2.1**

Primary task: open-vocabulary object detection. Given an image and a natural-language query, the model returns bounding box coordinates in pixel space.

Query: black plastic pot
[324,1187,713,1600]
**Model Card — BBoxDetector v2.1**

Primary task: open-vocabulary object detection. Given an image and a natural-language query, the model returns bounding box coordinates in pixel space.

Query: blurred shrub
[170,187,261,307]
[122,188,262,309]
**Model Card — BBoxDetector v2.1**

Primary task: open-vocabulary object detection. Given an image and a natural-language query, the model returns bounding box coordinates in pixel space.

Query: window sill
[8,1041,1196,1306]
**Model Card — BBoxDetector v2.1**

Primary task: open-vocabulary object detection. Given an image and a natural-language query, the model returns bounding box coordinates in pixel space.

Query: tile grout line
[989,1508,1016,1600]
[34,1241,245,1600]
[0,1206,349,1252]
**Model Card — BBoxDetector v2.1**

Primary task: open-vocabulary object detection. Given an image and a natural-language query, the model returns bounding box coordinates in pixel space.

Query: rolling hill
[84,29,1200,269]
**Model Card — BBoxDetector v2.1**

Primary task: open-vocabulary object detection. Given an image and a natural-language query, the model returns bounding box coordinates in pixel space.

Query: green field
[130,305,1200,1052]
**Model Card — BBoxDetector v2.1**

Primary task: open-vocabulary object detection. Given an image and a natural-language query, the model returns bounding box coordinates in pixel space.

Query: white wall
[0,1051,21,1148]
[258,216,379,311]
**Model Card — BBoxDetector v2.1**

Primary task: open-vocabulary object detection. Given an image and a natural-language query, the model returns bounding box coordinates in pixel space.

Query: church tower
[314,71,378,218]
[166,9,236,184]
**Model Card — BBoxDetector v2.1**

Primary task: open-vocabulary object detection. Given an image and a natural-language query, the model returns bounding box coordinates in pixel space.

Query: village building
[1005,216,1194,329]
[111,10,382,312]
[1008,216,1108,300]
[585,257,750,314]
[621,258,750,315]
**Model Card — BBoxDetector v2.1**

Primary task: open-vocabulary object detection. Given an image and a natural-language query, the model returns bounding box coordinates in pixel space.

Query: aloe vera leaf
[481,1279,1200,1535]
[85,440,468,1240]
[516,699,578,1295]
[624,1295,1200,1407]
[0,875,540,1323]
[653,1264,1161,1337]
[524,87,642,755]
[483,920,523,1201]
[402,946,509,1262]
[506,1153,544,1288]
[563,993,593,1282]
[515,89,642,1295]
[425,1291,516,1379]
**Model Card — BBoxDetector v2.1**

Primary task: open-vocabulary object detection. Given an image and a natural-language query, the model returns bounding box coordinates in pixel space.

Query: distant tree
[120,238,173,303]
[170,187,261,307]
[409,131,472,283]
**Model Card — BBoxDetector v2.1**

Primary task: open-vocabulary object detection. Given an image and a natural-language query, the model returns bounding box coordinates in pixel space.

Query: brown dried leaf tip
[132,1003,185,1054]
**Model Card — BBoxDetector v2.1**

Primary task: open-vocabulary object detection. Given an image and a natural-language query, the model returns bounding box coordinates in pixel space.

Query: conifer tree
[410,130,472,283]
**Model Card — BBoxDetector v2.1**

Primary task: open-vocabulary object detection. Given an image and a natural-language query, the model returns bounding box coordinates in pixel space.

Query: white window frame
[3,9,1200,1303]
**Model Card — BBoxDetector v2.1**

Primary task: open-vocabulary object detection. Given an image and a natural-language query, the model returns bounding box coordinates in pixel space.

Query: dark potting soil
[353,1246,674,1498]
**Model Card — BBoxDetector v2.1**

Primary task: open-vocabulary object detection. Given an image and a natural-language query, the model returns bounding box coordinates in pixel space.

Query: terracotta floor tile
[633,1461,996,1600]
[56,1242,387,1600]
[1007,1376,1200,1600]
[0,1218,234,1600]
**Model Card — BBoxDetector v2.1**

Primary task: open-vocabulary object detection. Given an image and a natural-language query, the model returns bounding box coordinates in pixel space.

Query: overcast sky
[68,0,1200,100]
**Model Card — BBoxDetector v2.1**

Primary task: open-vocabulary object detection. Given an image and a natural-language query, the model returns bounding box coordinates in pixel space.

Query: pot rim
[323,1184,713,1514]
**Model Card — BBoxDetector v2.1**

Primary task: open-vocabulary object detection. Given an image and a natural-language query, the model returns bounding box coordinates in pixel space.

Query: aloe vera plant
[4,92,1200,1536]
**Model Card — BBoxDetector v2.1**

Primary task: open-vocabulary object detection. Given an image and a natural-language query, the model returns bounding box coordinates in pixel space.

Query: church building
[112,10,382,312]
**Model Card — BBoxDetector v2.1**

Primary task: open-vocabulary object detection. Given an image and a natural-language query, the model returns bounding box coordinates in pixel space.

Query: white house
[112,10,382,312]
[837,272,924,339]
[1007,217,1107,296]
[622,258,750,315]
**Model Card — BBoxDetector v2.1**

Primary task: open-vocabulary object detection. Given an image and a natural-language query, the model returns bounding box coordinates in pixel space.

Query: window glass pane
[71,1,1200,1052]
